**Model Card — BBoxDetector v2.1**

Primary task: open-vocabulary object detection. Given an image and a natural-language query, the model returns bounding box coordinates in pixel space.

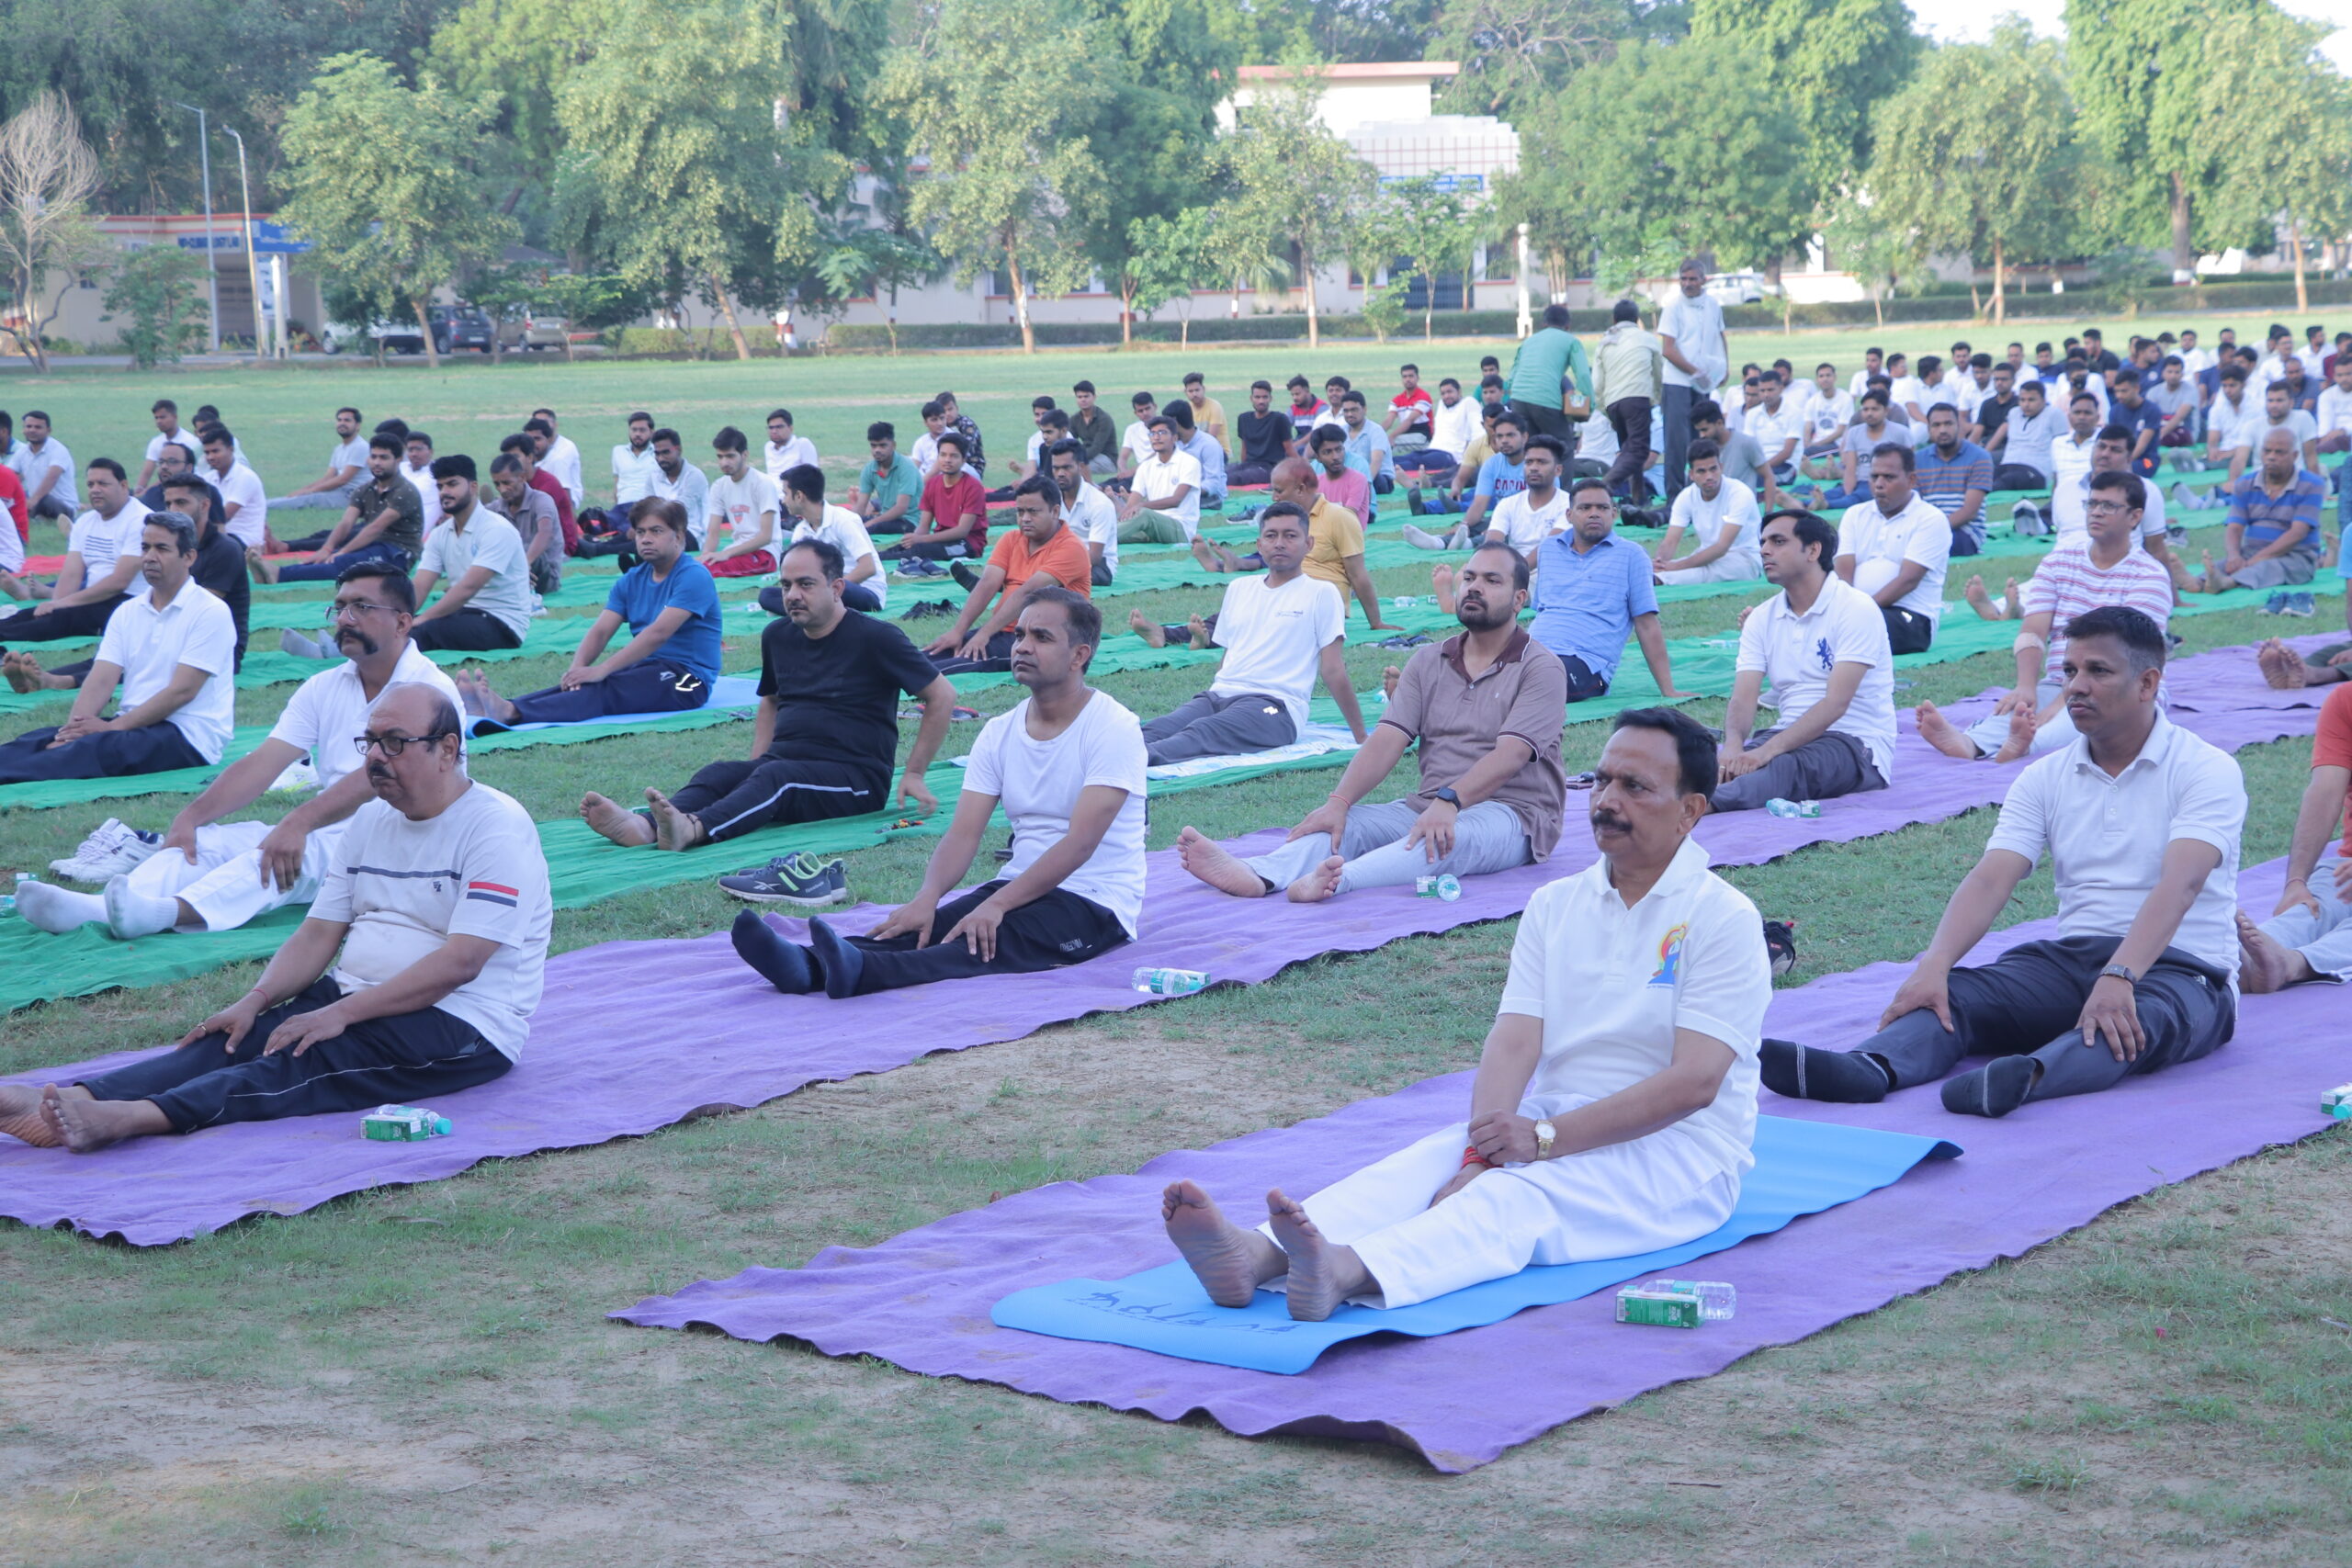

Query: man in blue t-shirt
[1529,478,1690,701]
[455,498,723,728]
[1404,409,1528,549]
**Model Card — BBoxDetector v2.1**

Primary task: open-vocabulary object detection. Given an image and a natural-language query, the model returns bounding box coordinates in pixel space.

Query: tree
[815,223,944,354]
[2198,6,2352,312]
[876,0,1107,354]
[425,0,612,205]
[1125,208,1216,346]
[102,243,210,368]
[1359,177,1488,341]
[1819,194,1900,328]
[0,92,107,372]
[1430,0,1667,118]
[2065,0,2265,279]
[1690,0,1918,193]
[1221,71,1375,348]
[277,53,515,370]
[1859,24,2075,323]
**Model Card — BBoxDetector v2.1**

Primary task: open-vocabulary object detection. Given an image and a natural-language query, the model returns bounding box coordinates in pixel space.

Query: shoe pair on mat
[718,852,848,907]
[2261,592,2317,618]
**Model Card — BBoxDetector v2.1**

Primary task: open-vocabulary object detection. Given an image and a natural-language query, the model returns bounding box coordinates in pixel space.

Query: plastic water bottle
[1391,594,1421,610]
[1132,967,1209,997]
[361,1104,452,1141]
[1765,798,1822,819]
[1415,874,1461,901]
[1639,1278,1737,1321]
[2,871,31,917]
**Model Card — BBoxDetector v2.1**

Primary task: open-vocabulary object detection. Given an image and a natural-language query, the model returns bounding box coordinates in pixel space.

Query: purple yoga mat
[2164,631,2345,718]
[614,861,2350,1472]
[0,678,2320,1247]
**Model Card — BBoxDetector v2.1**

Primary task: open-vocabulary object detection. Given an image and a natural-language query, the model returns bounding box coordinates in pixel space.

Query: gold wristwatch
[1533,1119,1556,1159]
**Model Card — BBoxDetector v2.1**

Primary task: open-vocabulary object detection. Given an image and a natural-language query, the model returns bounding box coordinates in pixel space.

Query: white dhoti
[120,820,344,932]
[1260,1091,1741,1309]
[1657,557,1763,587]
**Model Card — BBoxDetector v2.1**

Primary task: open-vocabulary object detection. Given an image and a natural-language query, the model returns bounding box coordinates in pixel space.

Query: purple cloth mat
[613,861,2350,1472]
[2165,632,2344,714]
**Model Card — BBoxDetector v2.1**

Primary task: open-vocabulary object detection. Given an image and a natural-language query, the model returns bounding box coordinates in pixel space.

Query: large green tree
[2197,5,2352,311]
[1689,0,1917,193]
[276,51,514,368]
[1220,73,1376,347]
[1430,0,1683,117]
[1860,24,2075,322]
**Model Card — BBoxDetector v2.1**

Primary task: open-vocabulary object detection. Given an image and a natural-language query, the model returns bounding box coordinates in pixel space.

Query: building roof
[1236,62,1460,82]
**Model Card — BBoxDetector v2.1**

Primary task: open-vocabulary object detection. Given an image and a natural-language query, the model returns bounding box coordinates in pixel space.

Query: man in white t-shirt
[2207,367,2264,483]
[2048,425,2170,552]
[134,399,205,491]
[14,412,77,521]
[1747,368,1805,477]
[0,462,151,643]
[401,434,446,534]
[2315,356,2352,454]
[1156,705,1770,1320]
[1117,390,1160,474]
[0,513,234,785]
[1118,418,1203,544]
[1654,441,1762,585]
[1713,510,1895,813]
[2048,391,2101,495]
[268,406,369,513]
[1659,258,1728,492]
[701,426,781,577]
[198,424,270,551]
[1049,441,1120,586]
[1136,503,1365,765]
[17,562,462,941]
[1767,606,2242,1121]
[409,456,534,653]
[1835,443,1951,655]
[529,407,585,506]
[762,407,818,482]
[772,462,887,612]
[1800,362,1854,457]
[7,683,548,1153]
[730,588,1148,998]
[1483,434,1571,561]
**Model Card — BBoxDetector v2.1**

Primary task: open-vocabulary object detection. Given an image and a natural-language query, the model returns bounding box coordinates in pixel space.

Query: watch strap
[2099,962,2138,985]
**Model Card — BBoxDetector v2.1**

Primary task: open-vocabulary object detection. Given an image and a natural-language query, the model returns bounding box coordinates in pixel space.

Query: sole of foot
[1913,700,1981,761]
[1989,704,2038,764]
[580,792,654,848]
[1161,1179,1265,1309]
[644,789,701,852]
[0,1084,61,1146]
[2234,909,2308,994]
[1284,855,1345,904]
[1264,1188,1355,1322]
[1174,826,1270,897]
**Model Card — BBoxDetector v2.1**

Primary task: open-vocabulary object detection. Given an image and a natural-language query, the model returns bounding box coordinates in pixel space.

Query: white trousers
[1657,556,1763,586]
[122,820,345,932]
[1261,1091,1741,1309]
[2258,860,2352,982]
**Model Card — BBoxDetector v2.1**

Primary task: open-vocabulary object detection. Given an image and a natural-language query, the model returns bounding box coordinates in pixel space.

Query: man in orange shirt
[924,476,1091,674]
[2237,681,2352,991]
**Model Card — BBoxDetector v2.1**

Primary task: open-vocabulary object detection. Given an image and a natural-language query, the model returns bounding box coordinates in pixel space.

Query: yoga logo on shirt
[1648,923,1690,987]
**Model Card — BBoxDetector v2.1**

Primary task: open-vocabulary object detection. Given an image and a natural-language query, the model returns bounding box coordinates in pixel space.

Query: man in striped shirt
[1915,405,1994,555]
[2200,428,2325,601]
[1918,471,2174,763]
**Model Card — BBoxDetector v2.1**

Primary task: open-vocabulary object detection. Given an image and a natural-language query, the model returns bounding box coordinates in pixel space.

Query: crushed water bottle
[1765,797,1822,819]
[1639,1278,1737,1320]
[1416,874,1462,901]
[1132,967,1209,997]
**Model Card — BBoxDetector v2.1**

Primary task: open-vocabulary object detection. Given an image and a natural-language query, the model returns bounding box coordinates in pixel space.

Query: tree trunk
[2169,173,2195,280]
[1007,246,1035,354]
[709,272,753,362]
[1302,246,1319,349]
[1180,304,1191,349]
[414,297,440,369]
[1119,279,1135,347]
[2290,220,2308,312]
[1871,288,1883,330]
[1993,236,2006,325]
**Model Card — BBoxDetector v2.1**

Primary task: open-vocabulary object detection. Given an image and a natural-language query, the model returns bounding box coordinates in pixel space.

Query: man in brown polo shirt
[1177,540,1566,901]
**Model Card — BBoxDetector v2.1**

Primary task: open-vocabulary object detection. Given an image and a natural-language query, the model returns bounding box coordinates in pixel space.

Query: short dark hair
[920,400,947,420]
[1918,355,1942,378]
[633,498,690,538]
[1491,409,1530,435]
[1010,474,1057,506]
[1612,299,1640,323]
[1250,379,1272,394]
[159,474,223,519]
[1131,390,1157,409]
[1522,433,1567,463]
[1286,375,1310,390]
[336,405,362,423]
[628,410,653,426]
[1046,437,1085,466]
[2086,469,2147,512]
[141,512,198,556]
[1309,423,1343,448]
[1869,440,1915,473]
[935,431,967,456]
[1339,389,1366,409]
[1767,508,1838,567]
[2095,423,2134,447]
[532,407,557,420]
[1567,477,1613,504]
[866,421,895,443]
[201,424,235,448]
[375,417,411,443]
[782,535,845,581]
[499,433,537,457]
[86,456,126,482]
[1611,706,1718,802]
[767,407,794,424]
[1687,437,1723,465]
[1182,371,1204,387]
[1032,394,1057,412]
[1158,400,1193,433]
[1039,409,1069,432]
[650,427,682,448]
[712,425,748,455]
[337,558,415,613]
[522,417,553,438]
[1541,303,1571,329]
[430,454,477,482]
[407,430,435,451]
[1467,539,1532,592]
[368,433,402,457]
[152,398,177,415]
[1023,585,1100,667]
[490,452,526,478]
[1259,500,1308,530]
[2070,392,2099,409]
[1690,400,1724,425]
[1072,379,1096,396]
[781,462,824,502]
[2064,605,2165,673]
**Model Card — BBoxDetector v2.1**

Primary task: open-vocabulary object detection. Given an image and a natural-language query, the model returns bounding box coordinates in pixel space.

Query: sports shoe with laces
[717,852,848,907]
[51,818,163,882]
[2283,592,2316,617]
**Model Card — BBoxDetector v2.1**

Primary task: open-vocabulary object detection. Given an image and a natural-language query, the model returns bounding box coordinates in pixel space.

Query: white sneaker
[529,592,549,618]
[2171,481,2204,510]
[50,818,162,882]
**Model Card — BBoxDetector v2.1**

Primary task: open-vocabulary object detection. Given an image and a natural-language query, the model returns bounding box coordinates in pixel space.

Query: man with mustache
[0,682,548,1153]
[12,561,461,940]
[1175,542,1566,903]
[1766,606,2245,1120]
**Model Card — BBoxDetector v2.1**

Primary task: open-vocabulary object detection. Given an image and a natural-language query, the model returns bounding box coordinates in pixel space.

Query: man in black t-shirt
[1228,379,1292,489]
[580,538,958,852]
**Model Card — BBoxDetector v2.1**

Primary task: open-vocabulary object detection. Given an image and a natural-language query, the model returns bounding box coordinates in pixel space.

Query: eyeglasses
[2085,500,2131,514]
[331,598,395,620]
[354,730,453,758]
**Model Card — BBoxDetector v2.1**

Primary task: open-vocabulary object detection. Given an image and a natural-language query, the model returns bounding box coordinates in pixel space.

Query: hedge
[822,309,1528,352]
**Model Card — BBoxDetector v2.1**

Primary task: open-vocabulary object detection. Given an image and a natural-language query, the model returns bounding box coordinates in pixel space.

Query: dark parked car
[429,305,495,355]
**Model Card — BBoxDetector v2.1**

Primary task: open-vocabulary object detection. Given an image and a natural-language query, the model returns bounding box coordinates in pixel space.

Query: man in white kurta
[1159,706,1771,1319]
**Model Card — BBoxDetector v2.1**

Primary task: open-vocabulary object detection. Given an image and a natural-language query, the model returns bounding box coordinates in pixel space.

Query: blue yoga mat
[990,1115,1961,1375]
[462,673,761,736]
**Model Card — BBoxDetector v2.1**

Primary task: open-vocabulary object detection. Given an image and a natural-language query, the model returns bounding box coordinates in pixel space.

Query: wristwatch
[1532,1119,1556,1158]
[1432,786,1463,807]
[2098,963,2138,986]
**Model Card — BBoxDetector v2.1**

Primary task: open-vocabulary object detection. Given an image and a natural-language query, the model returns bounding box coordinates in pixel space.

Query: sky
[1905,0,2352,71]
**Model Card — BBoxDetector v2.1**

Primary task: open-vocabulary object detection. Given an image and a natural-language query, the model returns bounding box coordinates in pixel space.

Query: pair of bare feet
[1915,697,2036,763]
[1173,825,1345,903]
[1126,609,1211,651]
[580,787,705,851]
[245,546,283,585]
[451,668,519,725]
[2236,909,2318,993]
[1962,573,2020,623]
[1161,1178,1371,1320]
[2,649,70,694]
[0,1082,166,1152]
[2256,636,2352,690]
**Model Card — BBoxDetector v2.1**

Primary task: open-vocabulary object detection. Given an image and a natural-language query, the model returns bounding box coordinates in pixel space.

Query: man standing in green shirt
[1506,304,1594,446]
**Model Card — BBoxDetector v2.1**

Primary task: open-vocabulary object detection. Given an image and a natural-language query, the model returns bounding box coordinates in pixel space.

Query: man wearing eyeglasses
[4,682,548,1154]
[12,561,464,942]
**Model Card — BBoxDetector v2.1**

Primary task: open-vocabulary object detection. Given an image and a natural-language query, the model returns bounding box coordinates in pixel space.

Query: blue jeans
[276,539,412,582]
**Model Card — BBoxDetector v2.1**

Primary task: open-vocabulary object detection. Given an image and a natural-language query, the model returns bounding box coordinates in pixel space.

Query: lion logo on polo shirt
[1648,922,1690,987]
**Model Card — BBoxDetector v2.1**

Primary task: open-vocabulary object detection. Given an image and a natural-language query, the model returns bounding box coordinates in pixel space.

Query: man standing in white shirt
[773,463,887,612]
[1117,418,1202,545]
[1836,443,1951,654]
[1768,606,2243,1120]
[198,424,269,553]
[1658,258,1727,494]
[1049,441,1120,587]
[730,589,1146,998]
[1654,441,1762,584]
[611,411,658,513]
[268,406,369,514]
[1483,434,1571,562]
[762,408,817,482]
[409,456,534,653]
[529,407,584,506]
[1136,503,1363,764]
[6,683,548,1154]
[0,460,150,643]
[1713,510,1895,813]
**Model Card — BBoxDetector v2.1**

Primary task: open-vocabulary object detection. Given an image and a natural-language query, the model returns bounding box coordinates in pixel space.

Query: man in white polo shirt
[0,459,150,643]
[1713,509,1895,813]
[0,513,234,784]
[199,424,269,551]
[2,683,549,1153]
[1653,439,1762,584]
[1117,417,1202,545]
[1154,706,1770,1320]
[1835,442,1951,655]
[1482,434,1570,562]
[1767,606,2243,1120]
[1049,440,1120,586]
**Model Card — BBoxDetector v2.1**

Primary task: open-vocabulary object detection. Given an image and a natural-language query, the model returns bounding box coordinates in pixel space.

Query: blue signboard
[176,234,241,252]
[252,220,312,255]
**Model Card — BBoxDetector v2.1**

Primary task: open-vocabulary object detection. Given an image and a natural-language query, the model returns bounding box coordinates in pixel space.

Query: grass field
[3,319,2349,1566]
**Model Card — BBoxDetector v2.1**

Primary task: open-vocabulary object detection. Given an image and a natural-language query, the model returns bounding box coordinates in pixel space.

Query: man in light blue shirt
[1529,478,1689,702]
[1338,390,1396,494]
[1163,400,1226,508]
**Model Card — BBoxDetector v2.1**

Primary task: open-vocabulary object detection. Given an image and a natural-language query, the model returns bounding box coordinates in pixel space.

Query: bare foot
[1914,700,1980,760]
[1264,1188,1370,1321]
[1962,575,2000,622]
[1989,702,2038,763]
[2235,910,2312,993]
[453,668,489,717]
[467,671,518,725]
[1176,825,1271,897]
[2257,638,2308,690]
[2199,549,2227,596]
[1186,613,1211,651]
[1127,609,1167,649]
[0,1083,61,1146]
[581,791,654,847]
[1284,854,1346,904]
[1382,665,1402,701]
[1431,563,1456,615]
[2,652,36,694]
[245,548,280,585]
[1162,1179,1277,1308]
[645,787,705,852]
[2000,577,2021,621]
[46,1086,167,1153]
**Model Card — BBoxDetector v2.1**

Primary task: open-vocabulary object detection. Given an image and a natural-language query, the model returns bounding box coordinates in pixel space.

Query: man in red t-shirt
[883,431,988,573]
[1384,362,1434,451]
[0,462,27,546]
[2239,680,2352,991]
[922,476,1089,673]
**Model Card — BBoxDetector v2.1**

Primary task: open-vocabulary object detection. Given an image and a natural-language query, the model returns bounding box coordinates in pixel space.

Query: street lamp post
[166,101,220,352]
[223,126,261,360]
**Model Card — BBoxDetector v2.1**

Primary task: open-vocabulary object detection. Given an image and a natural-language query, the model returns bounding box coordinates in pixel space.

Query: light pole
[223,126,262,360]
[166,102,220,352]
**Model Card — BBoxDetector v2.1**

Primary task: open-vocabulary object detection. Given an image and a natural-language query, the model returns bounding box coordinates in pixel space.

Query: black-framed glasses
[355,730,453,759]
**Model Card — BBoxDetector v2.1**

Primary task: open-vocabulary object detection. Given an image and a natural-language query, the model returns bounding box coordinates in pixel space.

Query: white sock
[13,880,106,934]
[103,877,182,939]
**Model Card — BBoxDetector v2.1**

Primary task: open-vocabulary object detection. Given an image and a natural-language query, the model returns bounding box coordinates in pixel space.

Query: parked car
[430,305,495,355]
[1703,270,1773,307]
[497,306,572,352]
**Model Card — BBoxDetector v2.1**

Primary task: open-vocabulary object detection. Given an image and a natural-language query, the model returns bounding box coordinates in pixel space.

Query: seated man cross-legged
[1136,502,1367,765]
[1177,543,1566,903]
[0,684,551,1153]
[923,476,1092,675]
[1766,607,2245,1119]
[456,500,721,729]
[1160,707,1770,1320]
[403,456,534,655]
[730,590,1146,998]
[1833,441,1951,656]
[2235,681,2352,993]
[581,537,953,855]
[1529,479,1690,704]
